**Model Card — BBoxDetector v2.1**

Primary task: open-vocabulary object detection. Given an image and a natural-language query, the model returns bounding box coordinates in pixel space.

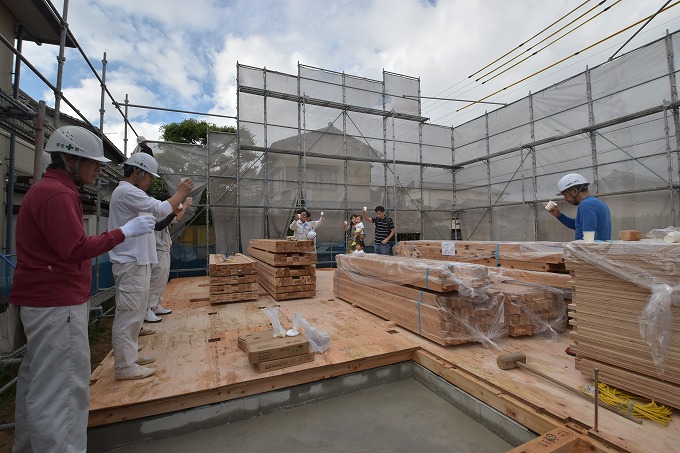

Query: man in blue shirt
[548,173,611,241]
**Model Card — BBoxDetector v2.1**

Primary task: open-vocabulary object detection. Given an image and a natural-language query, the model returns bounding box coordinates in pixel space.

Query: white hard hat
[45,126,111,163]
[557,173,588,195]
[125,152,159,177]
[136,136,147,144]
[306,231,317,240]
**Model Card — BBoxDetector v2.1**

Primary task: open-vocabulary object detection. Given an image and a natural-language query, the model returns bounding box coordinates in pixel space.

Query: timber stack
[564,241,680,409]
[334,254,566,346]
[248,239,317,301]
[208,253,259,304]
[393,240,572,290]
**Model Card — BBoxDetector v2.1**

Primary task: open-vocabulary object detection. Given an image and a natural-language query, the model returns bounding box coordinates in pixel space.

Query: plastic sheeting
[154,31,680,262]
[335,254,567,348]
[563,241,680,369]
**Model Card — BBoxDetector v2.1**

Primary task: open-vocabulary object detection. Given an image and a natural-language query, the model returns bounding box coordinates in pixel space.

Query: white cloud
[18,0,680,155]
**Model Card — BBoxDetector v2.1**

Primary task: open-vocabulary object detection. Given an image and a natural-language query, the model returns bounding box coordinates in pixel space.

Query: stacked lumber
[564,241,680,408]
[208,253,258,304]
[237,329,314,373]
[334,254,567,346]
[248,239,317,301]
[393,240,572,298]
[393,240,567,273]
[487,281,567,337]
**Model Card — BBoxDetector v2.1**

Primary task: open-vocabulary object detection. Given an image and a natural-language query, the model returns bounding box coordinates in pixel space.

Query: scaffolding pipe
[5,26,22,253]
[53,0,70,128]
[32,101,46,183]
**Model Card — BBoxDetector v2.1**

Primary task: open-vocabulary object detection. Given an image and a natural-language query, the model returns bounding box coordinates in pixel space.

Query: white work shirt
[108,181,173,264]
[289,217,323,240]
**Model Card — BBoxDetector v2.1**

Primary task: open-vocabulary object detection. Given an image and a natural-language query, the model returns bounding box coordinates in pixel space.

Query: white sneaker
[139,326,156,336]
[136,354,156,365]
[144,308,163,323]
[115,364,156,380]
[153,304,172,315]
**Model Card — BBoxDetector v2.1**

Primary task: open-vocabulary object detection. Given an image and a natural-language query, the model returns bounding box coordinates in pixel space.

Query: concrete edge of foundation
[88,361,536,452]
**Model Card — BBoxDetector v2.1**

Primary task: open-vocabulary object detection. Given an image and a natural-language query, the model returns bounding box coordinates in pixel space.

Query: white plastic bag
[293,313,331,353]
[260,306,287,338]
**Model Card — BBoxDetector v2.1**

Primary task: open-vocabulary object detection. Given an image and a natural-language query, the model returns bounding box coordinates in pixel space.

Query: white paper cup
[583,231,595,242]
[545,200,557,211]
[137,212,153,217]
[664,231,680,243]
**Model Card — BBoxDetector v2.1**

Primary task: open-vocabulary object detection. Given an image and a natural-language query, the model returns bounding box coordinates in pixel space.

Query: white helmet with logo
[557,173,588,195]
[306,231,317,240]
[125,152,159,177]
[136,136,147,144]
[45,126,111,163]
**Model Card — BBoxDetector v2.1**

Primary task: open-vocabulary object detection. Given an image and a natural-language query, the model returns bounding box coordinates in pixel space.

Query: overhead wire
[467,0,594,80]
[476,0,622,85]
[420,0,595,117]
[457,0,680,112]
[609,0,673,60]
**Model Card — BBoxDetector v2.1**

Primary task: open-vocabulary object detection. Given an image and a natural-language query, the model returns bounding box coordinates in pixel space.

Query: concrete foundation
[90,361,536,452]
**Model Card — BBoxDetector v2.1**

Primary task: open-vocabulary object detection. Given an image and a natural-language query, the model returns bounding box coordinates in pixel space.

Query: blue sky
[18,0,680,154]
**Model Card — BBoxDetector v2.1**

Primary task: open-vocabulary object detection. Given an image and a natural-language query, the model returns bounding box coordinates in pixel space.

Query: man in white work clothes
[108,153,193,379]
[289,209,324,240]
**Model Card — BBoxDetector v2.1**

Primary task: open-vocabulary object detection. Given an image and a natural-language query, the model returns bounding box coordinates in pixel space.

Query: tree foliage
[160,118,236,145]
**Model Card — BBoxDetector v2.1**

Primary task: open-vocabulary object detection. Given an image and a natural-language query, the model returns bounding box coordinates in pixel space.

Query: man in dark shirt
[362,205,395,255]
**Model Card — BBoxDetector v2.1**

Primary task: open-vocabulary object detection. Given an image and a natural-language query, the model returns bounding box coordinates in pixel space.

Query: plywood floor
[89,270,678,452]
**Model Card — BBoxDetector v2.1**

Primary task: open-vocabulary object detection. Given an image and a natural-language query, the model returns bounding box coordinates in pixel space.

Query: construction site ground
[84,269,680,452]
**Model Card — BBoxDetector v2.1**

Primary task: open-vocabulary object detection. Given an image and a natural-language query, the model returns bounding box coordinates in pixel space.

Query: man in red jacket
[10,126,155,453]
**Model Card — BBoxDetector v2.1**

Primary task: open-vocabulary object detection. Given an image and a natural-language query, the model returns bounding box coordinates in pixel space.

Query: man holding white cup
[547,173,611,241]
[108,153,194,380]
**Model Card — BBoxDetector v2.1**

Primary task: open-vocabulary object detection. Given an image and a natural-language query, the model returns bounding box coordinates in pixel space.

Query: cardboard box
[256,352,315,372]
[238,329,310,364]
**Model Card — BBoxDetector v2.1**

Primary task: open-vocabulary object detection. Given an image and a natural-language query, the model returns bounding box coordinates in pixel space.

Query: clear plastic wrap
[334,254,567,348]
[563,241,680,369]
[260,306,286,338]
[394,240,566,261]
[292,313,331,353]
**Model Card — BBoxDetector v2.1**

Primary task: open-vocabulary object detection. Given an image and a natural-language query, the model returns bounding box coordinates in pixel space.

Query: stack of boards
[247,239,317,301]
[333,254,566,346]
[208,253,258,304]
[238,329,314,372]
[564,241,680,409]
[394,240,567,273]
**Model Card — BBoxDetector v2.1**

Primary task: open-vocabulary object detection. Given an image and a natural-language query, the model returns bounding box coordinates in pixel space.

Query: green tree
[160,118,235,145]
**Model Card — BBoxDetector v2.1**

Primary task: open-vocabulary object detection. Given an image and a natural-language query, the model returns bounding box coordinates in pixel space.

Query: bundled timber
[248,239,317,301]
[564,241,680,408]
[393,240,567,273]
[208,253,258,304]
[334,254,566,346]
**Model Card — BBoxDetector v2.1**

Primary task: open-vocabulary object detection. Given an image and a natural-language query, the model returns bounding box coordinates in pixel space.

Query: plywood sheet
[88,272,680,453]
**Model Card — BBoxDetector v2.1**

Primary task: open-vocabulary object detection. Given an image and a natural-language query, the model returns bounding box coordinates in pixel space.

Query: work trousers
[112,263,150,372]
[374,243,393,255]
[14,304,90,453]
[148,250,171,310]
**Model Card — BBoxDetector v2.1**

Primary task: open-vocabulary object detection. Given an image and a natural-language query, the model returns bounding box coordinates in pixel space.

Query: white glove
[120,216,155,238]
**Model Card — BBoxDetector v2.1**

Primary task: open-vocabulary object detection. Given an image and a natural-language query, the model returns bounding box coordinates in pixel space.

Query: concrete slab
[98,363,532,452]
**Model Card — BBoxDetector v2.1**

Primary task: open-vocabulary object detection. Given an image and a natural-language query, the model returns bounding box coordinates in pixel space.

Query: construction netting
[149,30,680,268]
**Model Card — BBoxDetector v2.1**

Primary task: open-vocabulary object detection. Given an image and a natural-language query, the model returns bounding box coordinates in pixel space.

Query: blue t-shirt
[557,195,611,240]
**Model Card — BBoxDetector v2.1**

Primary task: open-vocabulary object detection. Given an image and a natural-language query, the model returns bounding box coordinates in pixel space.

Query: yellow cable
[579,381,673,425]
